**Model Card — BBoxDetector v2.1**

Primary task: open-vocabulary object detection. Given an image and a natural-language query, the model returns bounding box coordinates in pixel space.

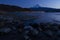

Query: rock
[0,28,11,33]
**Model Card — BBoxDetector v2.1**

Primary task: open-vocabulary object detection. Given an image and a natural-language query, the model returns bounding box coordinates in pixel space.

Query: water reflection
[8,12,60,24]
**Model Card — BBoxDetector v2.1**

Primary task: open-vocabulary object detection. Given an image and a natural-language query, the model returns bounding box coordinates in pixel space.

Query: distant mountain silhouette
[0,4,30,12]
[29,4,57,12]
[0,4,60,12]
[29,4,60,12]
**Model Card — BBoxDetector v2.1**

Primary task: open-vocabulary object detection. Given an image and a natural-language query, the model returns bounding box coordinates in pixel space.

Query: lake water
[10,12,60,24]
[1,12,60,33]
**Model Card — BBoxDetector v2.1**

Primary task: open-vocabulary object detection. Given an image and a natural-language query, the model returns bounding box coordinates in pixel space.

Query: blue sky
[0,0,60,8]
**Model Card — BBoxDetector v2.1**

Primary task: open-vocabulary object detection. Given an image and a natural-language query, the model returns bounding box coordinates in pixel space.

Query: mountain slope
[29,4,58,12]
[0,4,30,12]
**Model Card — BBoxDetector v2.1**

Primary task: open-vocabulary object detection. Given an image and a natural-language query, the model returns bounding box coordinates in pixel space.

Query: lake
[9,12,60,24]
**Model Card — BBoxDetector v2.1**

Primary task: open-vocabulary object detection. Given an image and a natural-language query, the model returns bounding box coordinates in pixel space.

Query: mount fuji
[31,4,41,8]
[29,4,55,11]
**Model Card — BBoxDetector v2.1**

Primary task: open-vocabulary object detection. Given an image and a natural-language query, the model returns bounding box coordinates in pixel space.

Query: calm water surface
[11,12,60,24]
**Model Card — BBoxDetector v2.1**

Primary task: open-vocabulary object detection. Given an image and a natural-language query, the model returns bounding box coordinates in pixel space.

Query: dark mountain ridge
[0,4,30,12]
[0,4,60,12]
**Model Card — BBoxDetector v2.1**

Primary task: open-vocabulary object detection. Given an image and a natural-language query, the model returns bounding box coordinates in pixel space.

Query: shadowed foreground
[0,13,60,40]
[0,22,60,40]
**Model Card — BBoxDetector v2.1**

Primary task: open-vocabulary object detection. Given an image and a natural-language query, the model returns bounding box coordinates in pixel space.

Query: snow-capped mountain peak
[31,4,40,8]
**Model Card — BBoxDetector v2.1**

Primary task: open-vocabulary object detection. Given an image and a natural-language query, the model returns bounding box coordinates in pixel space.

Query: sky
[0,0,60,9]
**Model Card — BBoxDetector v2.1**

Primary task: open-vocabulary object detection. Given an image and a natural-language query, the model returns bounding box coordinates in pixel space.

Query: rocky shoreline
[0,12,60,40]
[0,20,60,40]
